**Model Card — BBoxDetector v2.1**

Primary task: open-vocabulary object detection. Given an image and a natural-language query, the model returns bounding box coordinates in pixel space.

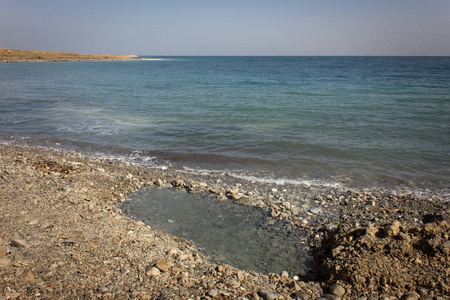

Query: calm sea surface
[1,56,449,196]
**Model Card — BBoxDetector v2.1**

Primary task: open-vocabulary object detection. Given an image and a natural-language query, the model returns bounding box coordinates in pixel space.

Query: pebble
[155,258,172,272]
[310,207,321,214]
[10,238,30,248]
[400,292,420,300]
[225,278,240,288]
[329,283,346,296]
[146,267,160,277]
[208,289,219,297]
[258,289,279,300]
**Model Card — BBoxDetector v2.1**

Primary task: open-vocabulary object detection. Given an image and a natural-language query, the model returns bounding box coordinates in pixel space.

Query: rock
[255,200,265,208]
[155,258,172,272]
[171,179,186,188]
[385,221,402,236]
[310,207,321,214]
[208,289,219,297]
[11,238,30,248]
[329,283,346,296]
[209,187,222,194]
[225,278,240,288]
[20,270,36,285]
[227,188,245,200]
[282,201,291,210]
[146,267,160,276]
[258,289,279,300]
[0,257,11,268]
[332,245,345,257]
[281,271,289,278]
[135,221,146,226]
[237,271,245,281]
[61,239,76,246]
[323,295,341,300]
[228,192,244,200]
[400,292,420,300]
[0,247,5,258]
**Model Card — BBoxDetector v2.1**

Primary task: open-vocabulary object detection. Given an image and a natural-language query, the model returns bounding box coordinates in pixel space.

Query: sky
[1,0,450,56]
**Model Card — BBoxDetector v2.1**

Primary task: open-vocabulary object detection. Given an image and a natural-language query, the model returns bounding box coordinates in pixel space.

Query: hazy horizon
[1,0,450,56]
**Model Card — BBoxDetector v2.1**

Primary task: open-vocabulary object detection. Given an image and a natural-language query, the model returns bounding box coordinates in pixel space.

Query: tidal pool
[121,186,314,275]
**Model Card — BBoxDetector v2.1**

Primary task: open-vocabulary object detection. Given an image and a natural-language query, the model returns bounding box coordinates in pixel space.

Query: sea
[1,56,449,199]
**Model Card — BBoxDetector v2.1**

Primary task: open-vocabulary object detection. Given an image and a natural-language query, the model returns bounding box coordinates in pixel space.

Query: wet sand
[0,143,449,299]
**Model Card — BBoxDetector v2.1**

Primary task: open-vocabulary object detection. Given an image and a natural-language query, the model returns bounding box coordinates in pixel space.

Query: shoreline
[0,48,140,62]
[1,143,449,299]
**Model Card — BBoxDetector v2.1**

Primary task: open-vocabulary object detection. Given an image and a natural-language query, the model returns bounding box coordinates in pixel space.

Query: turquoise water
[0,57,449,195]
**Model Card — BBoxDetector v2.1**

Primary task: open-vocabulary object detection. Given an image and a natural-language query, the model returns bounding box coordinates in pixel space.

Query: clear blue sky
[1,0,449,55]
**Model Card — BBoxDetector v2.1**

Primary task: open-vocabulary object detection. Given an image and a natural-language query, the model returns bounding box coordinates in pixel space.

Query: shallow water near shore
[1,56,449,199]
[121,186,314,275]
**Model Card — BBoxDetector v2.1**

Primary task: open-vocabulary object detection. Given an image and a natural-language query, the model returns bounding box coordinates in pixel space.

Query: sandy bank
[0,143,448,299]
[0,48,139,62]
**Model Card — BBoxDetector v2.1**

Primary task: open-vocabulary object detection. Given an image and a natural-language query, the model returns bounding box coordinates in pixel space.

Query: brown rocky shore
[0,143,448,299]
[0,48,139,62]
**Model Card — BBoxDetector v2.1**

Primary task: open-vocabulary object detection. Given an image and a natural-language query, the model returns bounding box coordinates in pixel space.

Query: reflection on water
[121,186,314,275]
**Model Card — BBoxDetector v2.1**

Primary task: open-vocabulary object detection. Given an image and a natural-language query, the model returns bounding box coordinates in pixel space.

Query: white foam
[180,166,342,188]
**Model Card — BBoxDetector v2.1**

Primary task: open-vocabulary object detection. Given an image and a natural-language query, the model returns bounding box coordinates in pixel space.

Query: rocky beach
[1,143,449,299]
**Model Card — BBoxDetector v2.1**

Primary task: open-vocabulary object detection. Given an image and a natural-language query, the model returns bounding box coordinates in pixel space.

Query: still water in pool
[121,186,314,275]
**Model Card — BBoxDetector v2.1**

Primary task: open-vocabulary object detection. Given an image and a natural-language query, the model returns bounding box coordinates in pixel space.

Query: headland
[0,48,139,62]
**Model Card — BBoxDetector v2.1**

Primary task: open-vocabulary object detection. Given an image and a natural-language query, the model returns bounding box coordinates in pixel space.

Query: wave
[180,166,342,188]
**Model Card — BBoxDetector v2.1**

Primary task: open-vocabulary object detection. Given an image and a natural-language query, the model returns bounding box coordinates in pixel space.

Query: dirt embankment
[0,48,139,62]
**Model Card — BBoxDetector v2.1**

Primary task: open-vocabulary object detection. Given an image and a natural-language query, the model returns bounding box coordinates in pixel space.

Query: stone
[228,188,240,195]
[237,271,245,281]
[323,294,341,300]
[209,187,222,194]
[208,289,219,297]
[146,267,160,276]
[154,178,163,186]
[135,221,145,226]
[20,271,36,285]
[0,257,11,268]
[155,258,172,272]
[281,271,289,278]
[310,207,321,214]
[400,292,420,300]
[332,246,345,257]
[225,278,240,288]
[228,192,244,200]
[258,289,279,300]
[385,221,402,236]
[0,247,5,258]
[11,238,30,248]
[329,283,345,296]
